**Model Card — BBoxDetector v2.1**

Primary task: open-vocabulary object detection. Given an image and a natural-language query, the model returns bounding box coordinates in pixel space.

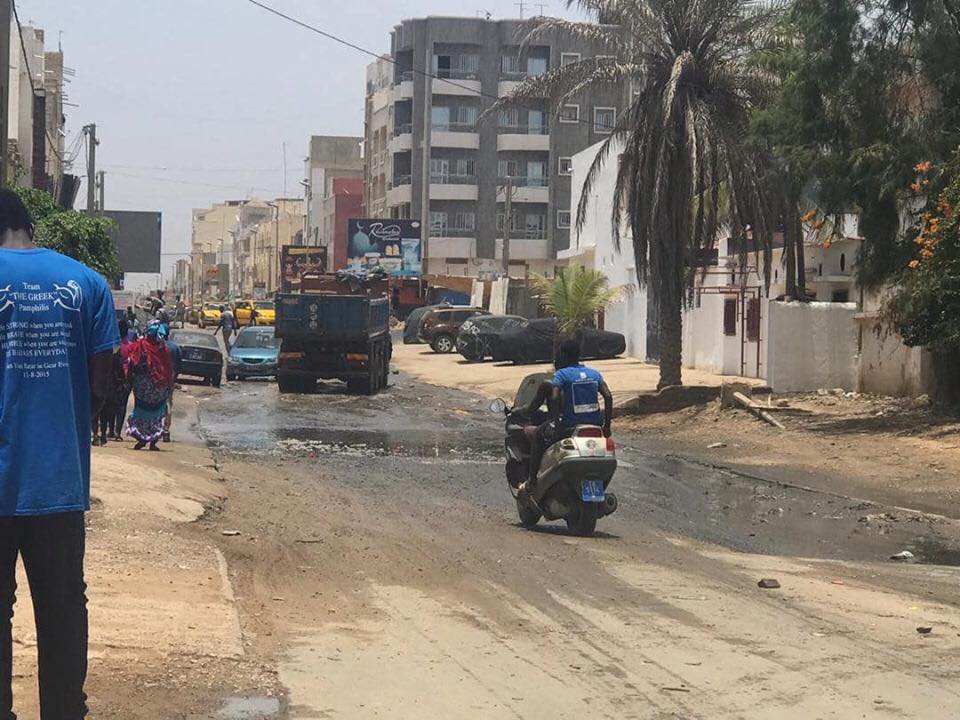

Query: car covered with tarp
[456,315,528,362]
[491,318,627,365]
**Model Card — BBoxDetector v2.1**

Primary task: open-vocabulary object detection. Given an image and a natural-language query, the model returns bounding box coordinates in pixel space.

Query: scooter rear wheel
[566,503,599,537]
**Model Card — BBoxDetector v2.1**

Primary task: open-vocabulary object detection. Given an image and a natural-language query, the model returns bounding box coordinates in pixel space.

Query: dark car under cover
[456,315,528,361]
[403,304,450,344]
[491,318,626,365]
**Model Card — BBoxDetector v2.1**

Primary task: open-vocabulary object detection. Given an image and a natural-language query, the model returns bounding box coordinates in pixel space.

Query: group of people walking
[94,315,180,451]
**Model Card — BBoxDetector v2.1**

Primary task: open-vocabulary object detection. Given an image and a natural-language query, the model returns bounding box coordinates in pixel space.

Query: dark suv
[419,307,490,353]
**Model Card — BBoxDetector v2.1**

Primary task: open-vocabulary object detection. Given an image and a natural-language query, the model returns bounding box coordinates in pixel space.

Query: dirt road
[197,369,960,719]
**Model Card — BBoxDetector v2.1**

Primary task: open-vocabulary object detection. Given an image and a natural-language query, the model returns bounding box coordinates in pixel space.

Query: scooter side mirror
[489,398,507,414]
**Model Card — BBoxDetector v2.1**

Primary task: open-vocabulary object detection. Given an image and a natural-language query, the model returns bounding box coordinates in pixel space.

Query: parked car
[456,315,528,362]
[403,303,450,344]
[233,300,256,327]
[198,302,224,329]
[491,318,627,364]
[169,330,223,387]
[419,307,490,353]
[226,326,280,381]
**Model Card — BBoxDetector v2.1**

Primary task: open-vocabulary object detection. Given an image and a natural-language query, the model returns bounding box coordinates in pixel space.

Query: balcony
[428,235,477,259]
[430,122,480,149]
[496,123,550,151]
[390,123,413,153]
[394,72,414,100]
[431,69,482,97]
[429,174,478,201]
[495,236,551,260]
[497,176,549,203]
[387,174,412,206]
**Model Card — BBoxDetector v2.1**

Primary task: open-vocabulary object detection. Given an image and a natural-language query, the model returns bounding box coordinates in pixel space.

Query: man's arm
[526,380,550,414]
[549,385,562,424]
[89,350,114,420]
[599,379,614,437]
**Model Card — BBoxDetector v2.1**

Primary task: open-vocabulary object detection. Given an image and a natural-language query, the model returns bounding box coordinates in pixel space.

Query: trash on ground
[890,550,915,561]
[758,578,781,589]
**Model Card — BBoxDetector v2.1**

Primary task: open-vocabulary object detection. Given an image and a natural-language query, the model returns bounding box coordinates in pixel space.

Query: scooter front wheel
[516,497,541,528]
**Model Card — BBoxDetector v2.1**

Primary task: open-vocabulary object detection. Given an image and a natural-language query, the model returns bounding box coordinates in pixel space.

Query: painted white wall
[767,301,858,392]
[568,139,647,359]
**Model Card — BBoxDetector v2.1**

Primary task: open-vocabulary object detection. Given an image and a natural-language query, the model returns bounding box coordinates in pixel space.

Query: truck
[274,292,392,394]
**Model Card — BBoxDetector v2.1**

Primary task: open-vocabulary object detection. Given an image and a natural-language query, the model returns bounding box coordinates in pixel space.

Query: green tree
[11,186,119,280]
[499,0,780,388]
[532,266,619,335]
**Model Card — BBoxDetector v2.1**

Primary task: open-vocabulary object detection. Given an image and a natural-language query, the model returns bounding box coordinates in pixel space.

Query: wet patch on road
[216,696,281,719]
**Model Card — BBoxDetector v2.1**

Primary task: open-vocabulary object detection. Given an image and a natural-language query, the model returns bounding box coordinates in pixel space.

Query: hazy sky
[18,0,580,284]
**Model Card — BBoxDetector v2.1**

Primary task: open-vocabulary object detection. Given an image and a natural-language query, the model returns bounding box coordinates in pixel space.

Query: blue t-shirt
[553,364,604,428]
[0,248,119,515]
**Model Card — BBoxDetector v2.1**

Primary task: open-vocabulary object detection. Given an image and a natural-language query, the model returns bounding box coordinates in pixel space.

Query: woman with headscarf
[125,320,174,450]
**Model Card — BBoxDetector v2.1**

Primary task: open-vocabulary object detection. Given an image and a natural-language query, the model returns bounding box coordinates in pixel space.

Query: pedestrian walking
[0,188,119,718]
[216,305,236,351]
[94,341,130,445]
[125,321,174,451]
[162,333,183,443]
[174,295,187,329]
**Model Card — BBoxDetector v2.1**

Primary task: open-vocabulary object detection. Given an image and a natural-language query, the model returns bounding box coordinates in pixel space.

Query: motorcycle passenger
[521,339,613,494]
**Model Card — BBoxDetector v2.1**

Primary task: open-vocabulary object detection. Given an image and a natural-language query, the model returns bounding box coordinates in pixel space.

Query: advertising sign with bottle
[347,219,422,277]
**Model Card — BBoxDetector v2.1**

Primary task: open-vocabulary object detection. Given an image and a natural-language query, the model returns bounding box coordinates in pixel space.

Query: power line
[104,169,280,194]
[101,163,301,174]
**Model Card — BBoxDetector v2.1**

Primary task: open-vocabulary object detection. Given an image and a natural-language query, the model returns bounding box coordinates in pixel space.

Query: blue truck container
[275,294,392,394]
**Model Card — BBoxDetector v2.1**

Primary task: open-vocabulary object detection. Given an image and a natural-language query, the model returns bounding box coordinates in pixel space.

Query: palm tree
[499,0,780,387]
[531,266,619,335]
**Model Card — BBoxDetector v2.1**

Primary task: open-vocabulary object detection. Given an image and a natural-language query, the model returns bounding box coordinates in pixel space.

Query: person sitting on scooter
[521,339,613,494]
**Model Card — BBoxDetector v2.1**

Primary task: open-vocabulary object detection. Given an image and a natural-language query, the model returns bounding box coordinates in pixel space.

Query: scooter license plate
[581,480,605,503]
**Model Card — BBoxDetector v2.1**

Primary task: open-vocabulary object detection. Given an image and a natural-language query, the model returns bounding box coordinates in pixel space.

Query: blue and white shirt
[553,364,604,428]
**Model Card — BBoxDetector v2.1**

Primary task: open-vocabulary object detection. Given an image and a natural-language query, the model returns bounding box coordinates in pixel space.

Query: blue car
[226,326,280,381]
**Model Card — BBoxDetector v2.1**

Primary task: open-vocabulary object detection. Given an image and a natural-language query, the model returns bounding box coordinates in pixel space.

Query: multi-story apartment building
[364,57,394,219]
[375,16,624,277]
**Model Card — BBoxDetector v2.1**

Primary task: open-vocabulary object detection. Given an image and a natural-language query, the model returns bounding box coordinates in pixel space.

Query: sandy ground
[8,389,281,719]
[391,341,763,405]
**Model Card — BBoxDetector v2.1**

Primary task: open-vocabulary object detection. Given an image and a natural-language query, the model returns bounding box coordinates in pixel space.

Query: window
[498,159,520,178]
[832,289,850,303]
[560,104,580,123]
[453,212,476,230]
[497,212,522,232]
[527,109,546,132]
[557,210,572,229]
[431,106,450,129]
[430,158,450,177]
[527,160,547,181]
[429,211,448,234]
[456,106,478,127]
[527,57,548,76]
[746,298,760,342]
[526,213,546,237]
[723,298,738,336]
[501,55,520,74]
[498,108,519,128]
[840,252,846,272]
[560,52,581,66]
[594,107,616,133]
[595,54,616,63]
[558,157,573,175]
[455,158,475,177]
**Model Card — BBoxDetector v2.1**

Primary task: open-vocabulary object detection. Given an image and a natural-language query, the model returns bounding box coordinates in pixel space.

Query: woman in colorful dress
[125,321,174,450]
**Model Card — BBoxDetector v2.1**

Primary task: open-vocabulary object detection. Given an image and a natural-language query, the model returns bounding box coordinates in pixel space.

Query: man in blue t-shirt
[0,188,118,717]
[523,339,613,492]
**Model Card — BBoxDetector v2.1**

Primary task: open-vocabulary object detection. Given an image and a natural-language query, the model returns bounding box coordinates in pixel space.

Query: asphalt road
[195,370,960,719]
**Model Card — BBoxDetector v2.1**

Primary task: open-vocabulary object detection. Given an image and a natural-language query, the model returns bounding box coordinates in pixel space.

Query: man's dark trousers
[0,512,88,719]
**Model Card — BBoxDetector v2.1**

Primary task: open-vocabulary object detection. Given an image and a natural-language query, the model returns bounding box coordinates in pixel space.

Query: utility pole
[83,124,98,214]
[96,170,105,212]
[502,176,513,277]
[0,0,11,185]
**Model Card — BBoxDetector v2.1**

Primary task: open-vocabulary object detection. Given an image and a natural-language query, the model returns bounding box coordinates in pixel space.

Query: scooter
[490,373,619,536]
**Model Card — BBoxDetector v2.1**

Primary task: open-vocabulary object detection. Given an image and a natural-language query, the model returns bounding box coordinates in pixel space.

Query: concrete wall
[767,301,858,392]
[856,318,935,397]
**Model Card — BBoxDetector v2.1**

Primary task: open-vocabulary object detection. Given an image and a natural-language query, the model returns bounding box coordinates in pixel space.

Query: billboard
[281,245,327,293]
[347,219,422,277]
[103,210,162,274]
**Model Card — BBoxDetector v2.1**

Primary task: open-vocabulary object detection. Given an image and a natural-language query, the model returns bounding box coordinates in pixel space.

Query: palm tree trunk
[785,212,798,300]
[657,291,683,389]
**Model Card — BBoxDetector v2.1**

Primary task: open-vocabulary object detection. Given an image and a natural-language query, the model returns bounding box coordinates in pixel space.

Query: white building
[561,140,923,394]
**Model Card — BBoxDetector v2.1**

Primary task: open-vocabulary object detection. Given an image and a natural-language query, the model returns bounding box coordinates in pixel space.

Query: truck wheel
[278,374,300,393]
[211,374,222,389]
[431,334,455,353]
[566,503,599,537]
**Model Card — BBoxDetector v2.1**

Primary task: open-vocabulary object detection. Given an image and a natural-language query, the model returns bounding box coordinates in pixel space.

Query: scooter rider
[521,339,613,494]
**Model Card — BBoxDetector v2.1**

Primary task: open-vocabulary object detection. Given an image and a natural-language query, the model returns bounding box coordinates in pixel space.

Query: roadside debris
[916,626,933,635]
[890,550,915,561]
[758,578,781,589]
[707,442,727,449]
[221,530,241,537]
[732,391,786,430]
